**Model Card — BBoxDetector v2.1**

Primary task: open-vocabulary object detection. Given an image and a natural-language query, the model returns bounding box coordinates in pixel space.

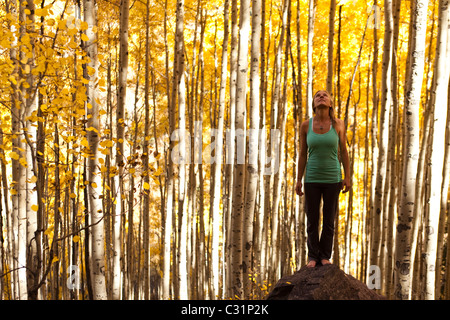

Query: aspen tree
[224,0,238,298]
[242,0,261,299]
[306,0,316,116]
[173,0,188,300]
[423,0,449,300]
[327,0,336,95]
[83,0,107,300]
[143,0,151,300]
[269,0,289,286]
[230,0,250,299]
[9,0,26,299]
[112,0,130,300]
[384,0,401,298]
[162,0,174,299]
[210,0,230,300]
[371,0,393,270]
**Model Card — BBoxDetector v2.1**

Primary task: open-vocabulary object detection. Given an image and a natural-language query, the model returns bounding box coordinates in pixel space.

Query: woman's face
[313,91,331,109]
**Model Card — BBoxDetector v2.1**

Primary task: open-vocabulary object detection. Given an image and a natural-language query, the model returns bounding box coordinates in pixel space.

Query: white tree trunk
[230,0,250,299]
[394,0,429,300]
[84,0,107,300]
[210,0,230,300]
[423,0,449,300]
[162,0,174,300]
[242,0,262,299]
[327,0,336,94]
[371,0,393,269]
[112,0,130,300]
[306,0,316,116]
[174,0,188,300]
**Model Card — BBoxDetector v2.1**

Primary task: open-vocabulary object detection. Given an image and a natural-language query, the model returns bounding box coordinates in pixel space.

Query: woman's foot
[321,259,331,265]
[306,260,317,268]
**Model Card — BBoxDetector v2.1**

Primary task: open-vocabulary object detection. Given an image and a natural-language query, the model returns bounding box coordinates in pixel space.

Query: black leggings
[304,182,341,262]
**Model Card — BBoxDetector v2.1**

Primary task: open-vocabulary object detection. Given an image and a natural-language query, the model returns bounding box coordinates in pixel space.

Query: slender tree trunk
[327,0,336,95]
[385,0,401,298]
[142,0,152,300]
[295,0,306,269]
[173,0,188,300]
[242,0,262,299]
[83,0,107,300]
[423,0,449,300]
[394,0,429,300]
[255,0,269,292]
[371,0,393,271]
[11,0,29,300]
[162,0,174,300]
[230,0,250,299]
[225,0,238,298]
[445,80,450,300]
[269,0,290,287]
[112,0,130,300]
[210,0,230,300]
[306,0,316,116]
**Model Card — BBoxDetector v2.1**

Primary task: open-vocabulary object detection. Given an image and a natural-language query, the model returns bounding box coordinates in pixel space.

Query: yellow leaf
[80,21,89,31]
[46,18,55,26]
[87,66,95,76]
[44,225,54,236]
[73,235,80,243]
[154,167,163,177]
[31,204,39,212]
[91,182,97,188]
[81,138,89,148]
[51,256,59,264]
[10,151,20,160]
[58,19,67,30]
[19,157,28,168]
[35,8,48,16]
[70,192,77,199]
[81,33,89,41]
[68,41,78,49]
[143,182,150,190]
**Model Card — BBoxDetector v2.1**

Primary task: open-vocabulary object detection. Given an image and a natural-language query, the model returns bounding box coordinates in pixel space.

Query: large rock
[266,264,386,300]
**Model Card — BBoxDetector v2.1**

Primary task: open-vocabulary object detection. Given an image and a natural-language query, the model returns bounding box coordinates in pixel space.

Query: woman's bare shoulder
[300,119,310,133]
[334,118,346,130]
[335,118,345,127]
[334,118,347,137]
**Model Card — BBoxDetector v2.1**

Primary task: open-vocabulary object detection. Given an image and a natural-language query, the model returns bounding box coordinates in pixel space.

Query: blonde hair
[312,90,336,127]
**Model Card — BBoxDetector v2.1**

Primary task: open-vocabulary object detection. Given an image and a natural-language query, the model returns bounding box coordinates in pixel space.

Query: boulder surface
[266,264,385,300]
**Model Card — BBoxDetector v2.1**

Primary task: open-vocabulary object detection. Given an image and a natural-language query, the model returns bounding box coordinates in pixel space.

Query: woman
[295,90,351,268]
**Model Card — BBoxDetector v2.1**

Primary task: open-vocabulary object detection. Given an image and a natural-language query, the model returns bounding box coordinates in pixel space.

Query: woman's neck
[314,108,330,121]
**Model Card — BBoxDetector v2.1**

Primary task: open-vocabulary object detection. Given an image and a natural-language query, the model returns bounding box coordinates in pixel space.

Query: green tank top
[305,117,342,184]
